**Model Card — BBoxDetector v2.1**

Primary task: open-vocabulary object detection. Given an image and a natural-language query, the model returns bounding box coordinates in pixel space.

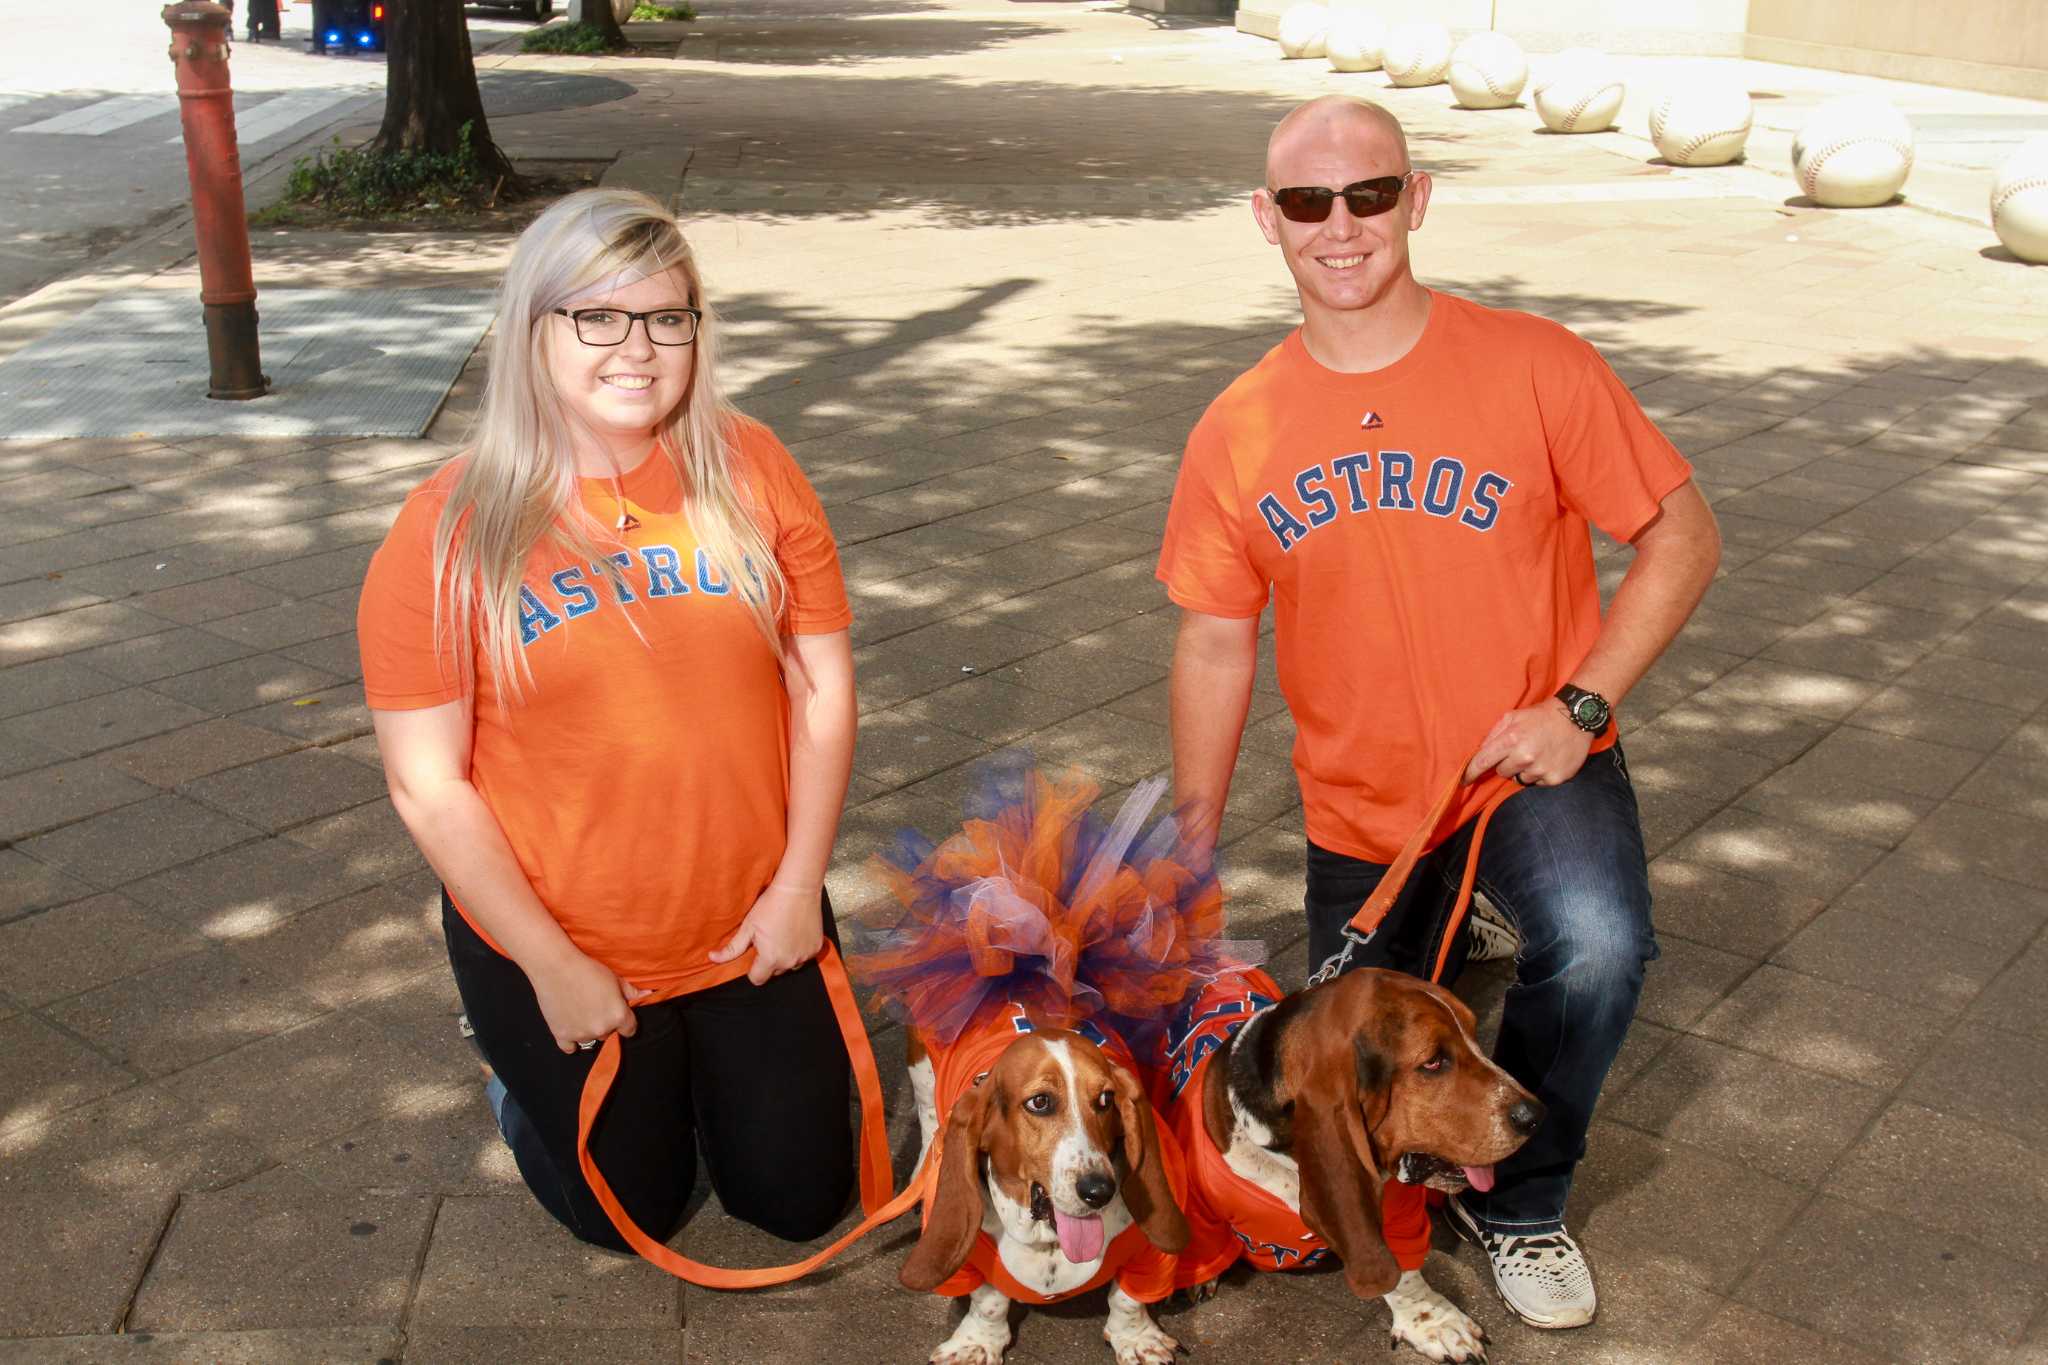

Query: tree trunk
[374,0,522,189]
[583,0,626,45]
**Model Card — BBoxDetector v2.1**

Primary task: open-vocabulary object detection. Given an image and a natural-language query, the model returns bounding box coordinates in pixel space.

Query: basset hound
[902,1006,1191,1365]
[1157,966,1542,1363]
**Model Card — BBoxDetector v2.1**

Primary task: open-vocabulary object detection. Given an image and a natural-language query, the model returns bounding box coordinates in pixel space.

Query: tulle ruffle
[849,754,1263,1048]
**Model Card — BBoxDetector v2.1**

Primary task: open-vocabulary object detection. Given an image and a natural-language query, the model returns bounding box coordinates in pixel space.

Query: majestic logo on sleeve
[1255,449,1513,553]
[1359,411,1384,430]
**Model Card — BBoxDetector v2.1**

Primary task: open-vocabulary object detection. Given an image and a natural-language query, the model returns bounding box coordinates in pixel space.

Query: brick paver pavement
[4,3,2048,1361]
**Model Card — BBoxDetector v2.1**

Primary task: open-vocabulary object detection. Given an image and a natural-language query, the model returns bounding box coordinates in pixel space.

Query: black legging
[443,893,856,1251]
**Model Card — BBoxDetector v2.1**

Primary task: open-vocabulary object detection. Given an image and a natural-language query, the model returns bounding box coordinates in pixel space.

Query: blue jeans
[1303,745,1656,1234]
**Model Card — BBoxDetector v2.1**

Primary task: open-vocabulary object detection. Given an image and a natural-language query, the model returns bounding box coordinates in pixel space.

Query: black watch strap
[1555,683,1611,735]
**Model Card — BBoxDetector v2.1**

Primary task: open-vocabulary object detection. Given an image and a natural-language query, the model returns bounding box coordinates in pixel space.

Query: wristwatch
[1555,683,1611,735]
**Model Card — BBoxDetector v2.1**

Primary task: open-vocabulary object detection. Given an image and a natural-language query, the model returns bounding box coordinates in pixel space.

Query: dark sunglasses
[1270,172,1416,223]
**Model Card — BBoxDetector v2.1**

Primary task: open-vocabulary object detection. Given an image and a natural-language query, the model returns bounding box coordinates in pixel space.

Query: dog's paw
[1387,1271,1488,1363]
[1106,1320,1180,1365]
[930,1343,1002,1365]
[1185,1277,1221,1304]
[1389,1322,1487,1364]
[932,1310,1009,1365]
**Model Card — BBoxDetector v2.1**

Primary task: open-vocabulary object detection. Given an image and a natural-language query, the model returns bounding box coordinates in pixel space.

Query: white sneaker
[1447,1195,1597,1329]
[1465,894,1519,963]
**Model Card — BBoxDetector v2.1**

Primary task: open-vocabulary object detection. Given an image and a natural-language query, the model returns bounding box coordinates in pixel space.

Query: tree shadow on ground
[659,70,1481,224]
[672,15,1069,64]
[689,0,951,17]
[687,274,2048,1252]
[3,253,2046,1364]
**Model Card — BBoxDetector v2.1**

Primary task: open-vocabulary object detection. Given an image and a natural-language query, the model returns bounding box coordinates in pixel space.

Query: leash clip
[1307,925,1378,988]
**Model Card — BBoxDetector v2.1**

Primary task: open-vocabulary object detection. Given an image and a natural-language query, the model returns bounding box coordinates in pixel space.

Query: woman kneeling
[359,189,859,1249]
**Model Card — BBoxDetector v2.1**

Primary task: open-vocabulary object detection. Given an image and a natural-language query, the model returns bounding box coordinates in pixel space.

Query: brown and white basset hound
[1161,966,1542,1363]
[903,1011,1191,1365]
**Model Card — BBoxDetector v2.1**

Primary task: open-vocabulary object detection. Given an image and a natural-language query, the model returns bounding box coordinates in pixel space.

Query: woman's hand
[529,947,652,1054]
[710,882,825,985]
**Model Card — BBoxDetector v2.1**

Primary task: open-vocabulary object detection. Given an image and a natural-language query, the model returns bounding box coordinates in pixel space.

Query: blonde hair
[432,189,786,699]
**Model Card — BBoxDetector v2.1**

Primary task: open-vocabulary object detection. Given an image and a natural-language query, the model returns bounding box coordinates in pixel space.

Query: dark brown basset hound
[1170,967,1541,1362]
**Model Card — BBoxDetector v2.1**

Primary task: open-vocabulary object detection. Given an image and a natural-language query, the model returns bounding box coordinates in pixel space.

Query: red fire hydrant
[164,1,268,400]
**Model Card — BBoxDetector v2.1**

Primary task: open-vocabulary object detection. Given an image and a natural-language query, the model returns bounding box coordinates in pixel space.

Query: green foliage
[630,2,696,18]
[520,20,617,52]
[264,122,494,221]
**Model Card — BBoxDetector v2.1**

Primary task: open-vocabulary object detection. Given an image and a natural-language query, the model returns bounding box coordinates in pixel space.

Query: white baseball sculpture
[1325,11,1387,73]
[1381,21,1452,87]
[1276,3,1330,60]
[1791,95,1914,207]
[1533,49,1625,133]
[1648,81,1754,166]
[1447,32,1527,109]
[1992,134,2048,263]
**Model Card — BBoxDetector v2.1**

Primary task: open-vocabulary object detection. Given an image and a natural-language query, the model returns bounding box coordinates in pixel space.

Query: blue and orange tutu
[849,754,1262,1048]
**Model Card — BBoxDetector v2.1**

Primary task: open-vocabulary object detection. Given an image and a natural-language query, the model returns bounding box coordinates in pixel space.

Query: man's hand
[710,882,825,985]
[1462,701,1594,788]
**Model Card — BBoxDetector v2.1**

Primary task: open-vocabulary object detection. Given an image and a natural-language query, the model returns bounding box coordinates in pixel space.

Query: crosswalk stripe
[16,92,180,136]
[171,87,375,147]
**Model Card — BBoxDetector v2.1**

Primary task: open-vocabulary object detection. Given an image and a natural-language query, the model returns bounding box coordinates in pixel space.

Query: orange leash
[574,940,926,1287]
[574,764,1522,1282]
[1343,765,1521,986]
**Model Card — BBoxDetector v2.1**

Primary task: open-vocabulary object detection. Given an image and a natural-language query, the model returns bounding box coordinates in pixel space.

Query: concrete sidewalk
[4,2,2048,1361]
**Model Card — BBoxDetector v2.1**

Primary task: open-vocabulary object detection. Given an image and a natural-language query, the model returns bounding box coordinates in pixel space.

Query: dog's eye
[1023,1092,1055,1116]
[1095,1089,1113,1111]
[1419,1052,1450,1074]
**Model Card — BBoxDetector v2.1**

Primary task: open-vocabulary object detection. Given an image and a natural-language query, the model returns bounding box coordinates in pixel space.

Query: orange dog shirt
[921,1004,1186,1306]
[1159,970,1431,1287]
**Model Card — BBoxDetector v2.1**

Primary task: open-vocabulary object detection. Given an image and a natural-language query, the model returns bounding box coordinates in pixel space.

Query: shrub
[630,3,696,18]
[520,21,616,53]
[266,122,495,220]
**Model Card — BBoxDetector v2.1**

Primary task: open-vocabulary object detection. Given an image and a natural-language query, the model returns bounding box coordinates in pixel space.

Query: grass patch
[630,2,696,18]
[252,156,607,232]
[520,21,622,53]
[255,123,497,223]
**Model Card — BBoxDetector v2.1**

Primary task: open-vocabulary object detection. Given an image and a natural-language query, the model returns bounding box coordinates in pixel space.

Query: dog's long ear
[1294,1042,1400,1299]
[900,1077,994,1291]
[1111,1063,1189,1254]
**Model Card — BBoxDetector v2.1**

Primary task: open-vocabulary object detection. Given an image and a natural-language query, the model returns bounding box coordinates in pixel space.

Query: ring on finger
[576,1039,598,1050]
[1515,772,1537,787]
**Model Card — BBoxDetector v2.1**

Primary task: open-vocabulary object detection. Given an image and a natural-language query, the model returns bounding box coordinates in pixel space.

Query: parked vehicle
[309,0,385,52]
[470,0,556,21]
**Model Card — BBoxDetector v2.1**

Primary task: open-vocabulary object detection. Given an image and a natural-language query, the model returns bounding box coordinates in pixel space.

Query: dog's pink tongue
[1463,1165,1496,1193]
[1054,1208,1106,1263]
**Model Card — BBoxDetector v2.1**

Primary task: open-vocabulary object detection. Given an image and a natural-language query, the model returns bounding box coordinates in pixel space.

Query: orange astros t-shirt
[1157,292,1691,863]
[357,416,851,995]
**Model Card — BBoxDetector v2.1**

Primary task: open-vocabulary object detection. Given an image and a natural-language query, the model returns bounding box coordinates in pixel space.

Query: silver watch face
[1572,695,1609,730]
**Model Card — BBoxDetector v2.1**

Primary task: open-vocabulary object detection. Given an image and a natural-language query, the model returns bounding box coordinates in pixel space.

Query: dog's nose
[1074,1170,1116,1210]
[1508,1098,1545,1135]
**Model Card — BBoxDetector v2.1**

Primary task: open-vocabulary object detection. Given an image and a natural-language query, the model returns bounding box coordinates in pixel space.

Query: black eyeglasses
[1270,173,1417,223]
[552,306,702,346]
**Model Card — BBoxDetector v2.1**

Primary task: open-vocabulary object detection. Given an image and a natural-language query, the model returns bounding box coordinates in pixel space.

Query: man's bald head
[1265,96,1412,188]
